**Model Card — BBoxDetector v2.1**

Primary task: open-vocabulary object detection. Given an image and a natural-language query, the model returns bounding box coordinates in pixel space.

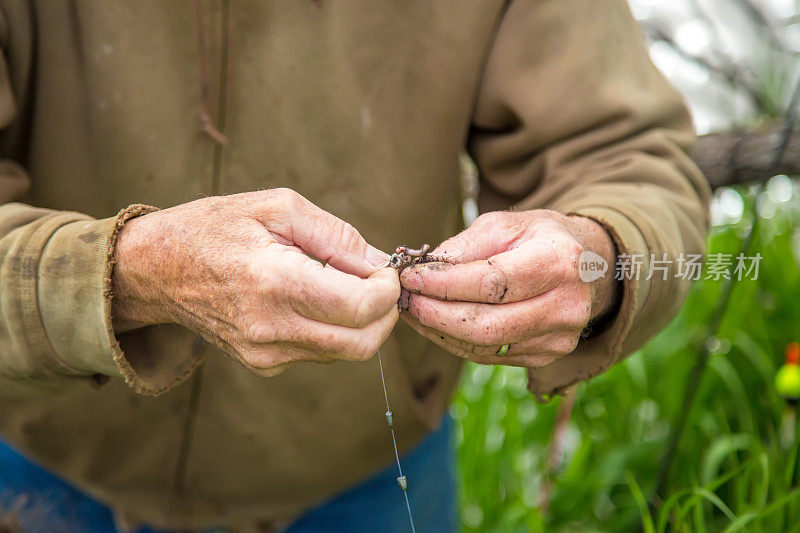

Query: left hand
[399,210,618,367]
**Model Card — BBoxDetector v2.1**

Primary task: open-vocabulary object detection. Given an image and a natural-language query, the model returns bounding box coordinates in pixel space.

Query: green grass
[454,181,800,532]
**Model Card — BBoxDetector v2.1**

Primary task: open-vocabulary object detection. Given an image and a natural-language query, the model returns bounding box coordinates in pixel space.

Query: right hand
[111,189,400,376]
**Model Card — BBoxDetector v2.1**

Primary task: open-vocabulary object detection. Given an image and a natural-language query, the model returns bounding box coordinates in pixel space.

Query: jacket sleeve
[468,0,711,400]
[0,8,202,398]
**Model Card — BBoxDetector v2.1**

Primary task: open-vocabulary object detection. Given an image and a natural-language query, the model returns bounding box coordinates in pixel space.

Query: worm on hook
[387,244,431,269]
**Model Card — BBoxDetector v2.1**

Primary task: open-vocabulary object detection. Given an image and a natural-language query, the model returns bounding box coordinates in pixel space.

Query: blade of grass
[626,472,656,533]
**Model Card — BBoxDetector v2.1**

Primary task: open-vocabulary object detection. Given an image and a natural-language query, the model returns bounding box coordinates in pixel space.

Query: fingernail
[399,289,411,310]
[399,267,422,292]
[366,245,390,267]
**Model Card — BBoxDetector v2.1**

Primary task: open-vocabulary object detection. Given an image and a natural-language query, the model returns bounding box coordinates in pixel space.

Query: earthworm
[395,244,430,257]
[388,244,431,269]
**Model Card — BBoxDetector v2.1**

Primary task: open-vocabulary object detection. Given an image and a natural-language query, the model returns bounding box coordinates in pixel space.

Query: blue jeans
[0,417,456,532]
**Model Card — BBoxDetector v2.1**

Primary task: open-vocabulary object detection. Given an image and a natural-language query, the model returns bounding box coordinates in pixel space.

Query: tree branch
[729,0,788,53]
[642,25,774,114]
[694,124,800,189]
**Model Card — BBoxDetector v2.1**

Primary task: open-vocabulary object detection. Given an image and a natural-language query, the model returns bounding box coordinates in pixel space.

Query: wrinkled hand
[399,210,617,368]
[112,189,400,376]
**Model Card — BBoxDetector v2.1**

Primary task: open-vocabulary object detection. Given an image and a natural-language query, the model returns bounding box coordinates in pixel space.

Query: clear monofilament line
[377,348,417,533]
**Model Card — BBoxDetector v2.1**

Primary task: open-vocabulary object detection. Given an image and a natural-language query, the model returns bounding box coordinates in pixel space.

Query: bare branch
[729,0,788,53]
[642,24,774,113]
[694,124,800,188]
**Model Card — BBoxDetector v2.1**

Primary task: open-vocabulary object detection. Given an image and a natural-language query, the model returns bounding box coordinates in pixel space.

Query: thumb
[431,212,514,264]
[266,189,389,278]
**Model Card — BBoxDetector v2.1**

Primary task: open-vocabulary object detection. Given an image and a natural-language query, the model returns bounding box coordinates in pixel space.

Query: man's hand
[399,210,617,368]
[112,189,400,376]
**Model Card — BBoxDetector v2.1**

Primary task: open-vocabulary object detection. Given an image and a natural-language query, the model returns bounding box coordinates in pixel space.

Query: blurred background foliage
[453,0,800,531]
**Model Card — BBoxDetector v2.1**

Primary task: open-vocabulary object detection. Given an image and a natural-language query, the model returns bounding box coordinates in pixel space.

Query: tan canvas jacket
[0,0,710,529]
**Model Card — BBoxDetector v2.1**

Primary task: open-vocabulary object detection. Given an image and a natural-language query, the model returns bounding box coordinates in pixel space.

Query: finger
[287,304,399,362]
[262,188,389,278]
[243,306,399,367]
[295,261,400,328]
[401,237,581,303]
[214,334,294,378]
[427,211,519,264]
[254,246,400,328]
[401,312,568,368]
[429,211,572,264]
[402,288,590,346]
[245,362,293,378]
